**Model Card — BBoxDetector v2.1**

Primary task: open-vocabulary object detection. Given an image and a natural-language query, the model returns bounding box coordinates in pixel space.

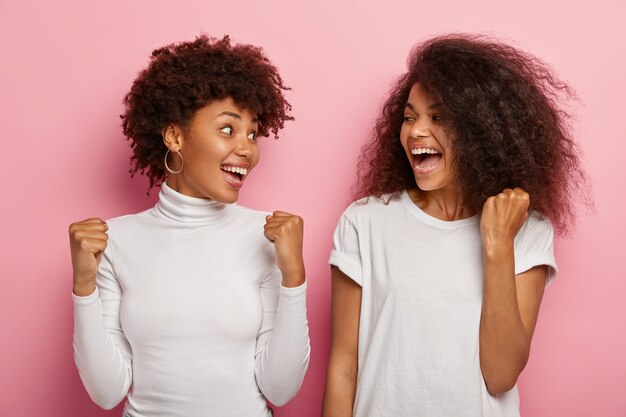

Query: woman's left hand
[480,188,530,253]
[264,211,306,287]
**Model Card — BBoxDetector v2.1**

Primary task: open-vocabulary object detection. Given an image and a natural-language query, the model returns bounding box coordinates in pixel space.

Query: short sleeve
[514,211,558,286]
[329,212,363,286]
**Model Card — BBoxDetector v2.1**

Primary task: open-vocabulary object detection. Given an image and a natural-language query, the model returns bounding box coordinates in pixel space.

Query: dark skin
[322,84,547,415]
[70,98,305,297]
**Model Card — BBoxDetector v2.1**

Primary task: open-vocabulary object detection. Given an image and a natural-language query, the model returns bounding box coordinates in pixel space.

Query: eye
[248,131,257,141]
[219,126,233,135]
[431,114,442,122]
[403,115,415,123]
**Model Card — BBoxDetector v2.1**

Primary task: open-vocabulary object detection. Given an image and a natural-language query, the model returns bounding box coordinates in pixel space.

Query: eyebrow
[215,111,259,123]
[404,102,442,111]
[216,111,241,120]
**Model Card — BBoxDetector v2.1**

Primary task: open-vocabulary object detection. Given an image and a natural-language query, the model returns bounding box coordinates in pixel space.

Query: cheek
[250,145,261,168]
[399,127,410,149]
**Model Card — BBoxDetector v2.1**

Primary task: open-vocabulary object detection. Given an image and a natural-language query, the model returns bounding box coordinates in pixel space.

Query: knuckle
[69,222,84,233]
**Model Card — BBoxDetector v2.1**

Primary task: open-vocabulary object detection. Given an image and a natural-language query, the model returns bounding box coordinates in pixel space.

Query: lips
[220,164,249,189]
[411,147,442,173]
[221,170,243,189]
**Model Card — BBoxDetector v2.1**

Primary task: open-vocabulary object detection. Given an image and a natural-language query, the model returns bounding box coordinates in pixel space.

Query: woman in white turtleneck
[69,35,310,417]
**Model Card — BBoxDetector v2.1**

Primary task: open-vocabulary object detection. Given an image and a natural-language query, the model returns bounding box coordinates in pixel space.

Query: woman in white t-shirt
[69,36,310,417]
[323,34,586,417]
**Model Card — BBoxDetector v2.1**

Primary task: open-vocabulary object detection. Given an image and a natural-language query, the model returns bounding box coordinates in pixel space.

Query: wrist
[73,282,96,297]
[482,241,514,259]
[280,265,306,288]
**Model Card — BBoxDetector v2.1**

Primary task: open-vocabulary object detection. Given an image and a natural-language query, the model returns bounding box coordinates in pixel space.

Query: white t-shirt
[73,183,310,417]
[329,191,557,417]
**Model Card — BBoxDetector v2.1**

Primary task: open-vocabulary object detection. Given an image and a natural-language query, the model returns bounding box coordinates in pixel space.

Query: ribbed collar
[154,182,230,223]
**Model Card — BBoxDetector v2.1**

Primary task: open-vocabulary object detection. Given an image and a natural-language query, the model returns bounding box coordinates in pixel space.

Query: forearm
[322,355,357,417]
[256,282,310,406]
[479,245,529,394]
[73,290,132,409]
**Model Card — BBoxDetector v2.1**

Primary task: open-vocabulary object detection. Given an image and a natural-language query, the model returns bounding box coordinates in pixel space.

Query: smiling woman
[162,99,261,202]
[323,34,587,417]
[69,35,310,417]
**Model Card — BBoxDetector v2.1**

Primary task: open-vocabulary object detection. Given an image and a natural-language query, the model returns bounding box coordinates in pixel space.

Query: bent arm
[73,249,132,410]
[255,278,310,407]
[322,266,361,417]
[479,243,546,395]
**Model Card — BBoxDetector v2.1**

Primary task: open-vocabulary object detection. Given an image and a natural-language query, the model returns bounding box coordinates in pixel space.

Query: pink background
[1,0,624,415]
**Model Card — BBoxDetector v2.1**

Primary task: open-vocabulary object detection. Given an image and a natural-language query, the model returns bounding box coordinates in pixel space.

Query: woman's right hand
[69,218,108,296]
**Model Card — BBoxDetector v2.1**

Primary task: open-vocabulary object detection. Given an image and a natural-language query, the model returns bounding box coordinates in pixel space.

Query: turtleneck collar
[155,182,230,223]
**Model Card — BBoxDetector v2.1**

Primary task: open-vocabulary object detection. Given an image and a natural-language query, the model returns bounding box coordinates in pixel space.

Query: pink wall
[1,0,624,415]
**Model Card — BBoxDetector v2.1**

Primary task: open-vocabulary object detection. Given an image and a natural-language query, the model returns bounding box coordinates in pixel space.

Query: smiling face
[400,83,457,193]
[163,97,260,203]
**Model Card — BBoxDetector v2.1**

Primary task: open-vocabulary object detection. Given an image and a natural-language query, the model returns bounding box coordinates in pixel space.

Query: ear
[162,123,185,151]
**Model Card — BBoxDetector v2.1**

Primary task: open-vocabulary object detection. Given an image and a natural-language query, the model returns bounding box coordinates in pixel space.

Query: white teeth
[221,166,248,176]
[411,148,440,155]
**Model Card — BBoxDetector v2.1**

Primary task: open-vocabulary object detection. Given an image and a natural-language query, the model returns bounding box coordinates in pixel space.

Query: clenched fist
[480,188,530,253]
[264,211,306,288]
[69,218,108,296]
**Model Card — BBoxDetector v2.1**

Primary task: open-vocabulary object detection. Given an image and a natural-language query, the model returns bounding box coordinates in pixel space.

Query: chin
[216,190,239,204]
[415,180,438,191]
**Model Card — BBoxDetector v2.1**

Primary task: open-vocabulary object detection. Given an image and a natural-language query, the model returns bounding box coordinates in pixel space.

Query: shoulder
[342,192,403,222]
[231,203,269,216]
[104,208,158,238]
[105,207,155,226]
[514,210,555,254]
[230,204,271,224]
[514,211,558,281]
[518,211,554,239]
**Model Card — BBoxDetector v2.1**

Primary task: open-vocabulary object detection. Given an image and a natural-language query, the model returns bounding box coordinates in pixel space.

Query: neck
[155,182,229,223]
[408,186,475,221]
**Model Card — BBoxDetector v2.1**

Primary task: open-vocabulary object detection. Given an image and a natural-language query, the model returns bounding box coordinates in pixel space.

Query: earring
[164,149,184,174]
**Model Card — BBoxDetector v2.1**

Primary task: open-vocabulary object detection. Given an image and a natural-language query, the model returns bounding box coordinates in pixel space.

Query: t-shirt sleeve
[329,212,363,286]
[514,212,558,286]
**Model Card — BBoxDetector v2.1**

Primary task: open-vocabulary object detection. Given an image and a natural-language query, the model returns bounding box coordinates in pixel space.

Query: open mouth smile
[411,147,442,173]
[220,164,249,189]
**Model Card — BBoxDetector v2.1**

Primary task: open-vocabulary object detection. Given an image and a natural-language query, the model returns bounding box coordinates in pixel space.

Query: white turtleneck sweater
[72,183,310,417]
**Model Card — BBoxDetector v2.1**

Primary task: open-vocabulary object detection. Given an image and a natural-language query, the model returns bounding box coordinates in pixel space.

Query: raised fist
[69,218,108,296]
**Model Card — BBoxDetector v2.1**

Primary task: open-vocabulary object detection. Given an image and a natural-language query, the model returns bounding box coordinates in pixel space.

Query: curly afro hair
[121,35,293,188]
[354,34,587,234]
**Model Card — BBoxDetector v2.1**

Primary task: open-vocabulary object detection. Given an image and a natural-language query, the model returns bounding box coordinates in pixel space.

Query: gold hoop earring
[164,149,184,174]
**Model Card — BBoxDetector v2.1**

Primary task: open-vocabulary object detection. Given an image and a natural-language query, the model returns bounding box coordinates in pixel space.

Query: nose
[234,136,254,158]
[410,117,432,139]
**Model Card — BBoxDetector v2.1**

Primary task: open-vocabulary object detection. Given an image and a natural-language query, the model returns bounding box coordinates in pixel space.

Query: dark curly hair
[121,35,293,188]
[354,34,587,234]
